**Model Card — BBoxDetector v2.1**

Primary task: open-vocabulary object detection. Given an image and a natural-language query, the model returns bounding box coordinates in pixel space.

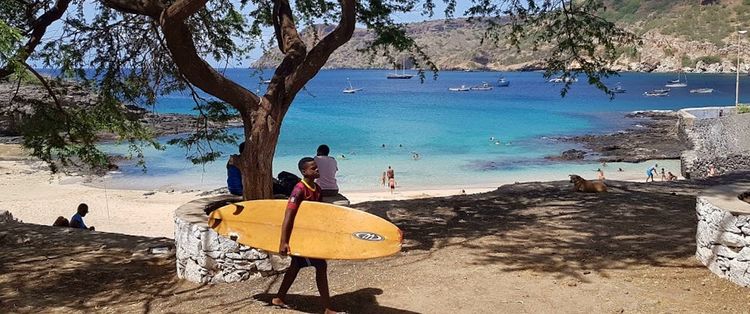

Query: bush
[738,104,750,114]
[696,55,722,65]
[681,55,693,67]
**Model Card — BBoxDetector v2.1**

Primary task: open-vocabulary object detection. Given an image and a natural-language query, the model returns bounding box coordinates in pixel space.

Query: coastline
[0,107,691,239]
[0,142,682,239]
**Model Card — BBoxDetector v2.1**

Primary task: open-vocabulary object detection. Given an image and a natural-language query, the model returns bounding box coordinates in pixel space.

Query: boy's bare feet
[271,297,291,309]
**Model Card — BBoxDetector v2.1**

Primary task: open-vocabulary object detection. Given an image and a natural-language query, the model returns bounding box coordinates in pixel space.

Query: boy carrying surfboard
[272,157,342,314]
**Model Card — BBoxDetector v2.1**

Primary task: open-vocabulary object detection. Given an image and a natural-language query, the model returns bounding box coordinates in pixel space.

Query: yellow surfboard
[207,200,403,260]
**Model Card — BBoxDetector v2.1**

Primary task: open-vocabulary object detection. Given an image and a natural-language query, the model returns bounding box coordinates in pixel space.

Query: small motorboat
[470,82,493,91]
[644,89,670,97]
[690,88,714,94]
[497,77,510,87]
[448,85,471,92]
[549,76,577,83]
[613,84,626,93]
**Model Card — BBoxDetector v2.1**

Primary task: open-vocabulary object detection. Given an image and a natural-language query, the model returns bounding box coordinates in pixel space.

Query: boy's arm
[279,186,303,255]
[278,206,298,255]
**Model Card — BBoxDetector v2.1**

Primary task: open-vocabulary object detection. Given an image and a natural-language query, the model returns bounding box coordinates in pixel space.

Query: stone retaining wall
[695,187,750,287]
[679,107,750,179]
[174,195,290,284]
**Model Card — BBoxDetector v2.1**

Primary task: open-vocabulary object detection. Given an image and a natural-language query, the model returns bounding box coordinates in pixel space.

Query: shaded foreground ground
[2,174,750,313]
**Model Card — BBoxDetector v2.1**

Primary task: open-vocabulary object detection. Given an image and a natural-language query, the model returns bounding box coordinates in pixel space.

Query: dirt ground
[2,174,750,313]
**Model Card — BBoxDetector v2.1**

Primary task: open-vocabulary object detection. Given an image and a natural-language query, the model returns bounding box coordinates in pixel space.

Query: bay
[101,69,746,192]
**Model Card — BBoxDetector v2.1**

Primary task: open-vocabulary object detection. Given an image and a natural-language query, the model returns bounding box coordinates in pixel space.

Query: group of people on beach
[594,162,679,182]
[52,203,95,231]
[645,163,678,182]
[226,143,341,197]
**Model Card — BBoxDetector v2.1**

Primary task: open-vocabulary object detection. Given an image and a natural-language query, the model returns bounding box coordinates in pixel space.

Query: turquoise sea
[100,69,749,192]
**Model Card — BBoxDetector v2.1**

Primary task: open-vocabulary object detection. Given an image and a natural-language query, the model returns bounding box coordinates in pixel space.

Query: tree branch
[163,0,208,21]
[100,0,165,18]
[263,0,308,109]
[0,0,72,79]
[287,0,355,95]
[157,2,258,115]
[20,61,64,115]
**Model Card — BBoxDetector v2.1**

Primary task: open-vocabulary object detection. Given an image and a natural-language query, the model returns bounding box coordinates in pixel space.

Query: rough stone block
[718,215,742,234]
[270,254,291,271]
[720,233,749,247]
[200,230,221,251]
[233,261,258,271]
[196,253,217,270]
[204,250,223,259]
[210,274,226,284]
[728,260,750,287]
[184,259,208,283]
[736,216,750,228]
[736,247,750,262]
[223,270,249,283]
[696,246,712,265]
[217,237,240,253]
[696,223,721,247]
[255,259,273,272]
[707,259,728,277]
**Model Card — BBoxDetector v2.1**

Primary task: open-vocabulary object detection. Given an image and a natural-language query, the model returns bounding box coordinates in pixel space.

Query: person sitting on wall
[314,144,340,197]
[227,142,245,196]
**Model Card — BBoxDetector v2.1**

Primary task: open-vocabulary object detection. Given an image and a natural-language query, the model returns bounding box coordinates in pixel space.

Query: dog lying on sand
[569,174,607,193]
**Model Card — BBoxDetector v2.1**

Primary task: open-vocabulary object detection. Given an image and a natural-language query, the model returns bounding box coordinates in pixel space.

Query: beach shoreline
[0,142,683,239]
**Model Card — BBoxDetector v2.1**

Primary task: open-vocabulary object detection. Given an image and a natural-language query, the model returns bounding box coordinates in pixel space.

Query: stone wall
[174,195,290,284]
[680,107,750,179]
[695,190,750,287]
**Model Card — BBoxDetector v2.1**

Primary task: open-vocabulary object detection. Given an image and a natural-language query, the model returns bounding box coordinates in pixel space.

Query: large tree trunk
[240,99,282,200]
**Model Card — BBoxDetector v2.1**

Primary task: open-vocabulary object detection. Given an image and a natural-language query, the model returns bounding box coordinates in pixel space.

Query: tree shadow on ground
[0,223,204,313]
[253,287,419,314]
[353,171,750,281]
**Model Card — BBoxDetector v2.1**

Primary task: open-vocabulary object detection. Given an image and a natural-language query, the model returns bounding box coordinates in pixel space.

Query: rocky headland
[548,111,691,163]
[0,80,241,144]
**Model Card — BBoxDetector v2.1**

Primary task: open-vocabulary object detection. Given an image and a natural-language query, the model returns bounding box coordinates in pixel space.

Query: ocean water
[100,70,747,192]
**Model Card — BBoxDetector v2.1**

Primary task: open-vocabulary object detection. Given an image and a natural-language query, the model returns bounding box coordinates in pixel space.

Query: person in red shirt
[272,157,341,314]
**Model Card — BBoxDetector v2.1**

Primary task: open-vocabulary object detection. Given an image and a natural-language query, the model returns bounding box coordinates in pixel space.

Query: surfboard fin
[232,204,245,215]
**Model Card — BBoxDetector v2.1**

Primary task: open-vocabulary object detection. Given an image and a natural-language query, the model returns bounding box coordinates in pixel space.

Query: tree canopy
[0,0,637,198]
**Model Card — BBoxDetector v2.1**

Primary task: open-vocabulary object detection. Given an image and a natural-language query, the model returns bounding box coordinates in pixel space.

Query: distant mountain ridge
[254,1,750,73]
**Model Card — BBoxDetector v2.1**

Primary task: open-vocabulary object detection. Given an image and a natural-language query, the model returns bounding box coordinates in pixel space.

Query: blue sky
[39,1,474,68]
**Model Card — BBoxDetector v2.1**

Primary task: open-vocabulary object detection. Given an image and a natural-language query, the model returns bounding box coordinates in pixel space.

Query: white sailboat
[342,78,363,94]
[386,59,414,79]
[665,72,687,88]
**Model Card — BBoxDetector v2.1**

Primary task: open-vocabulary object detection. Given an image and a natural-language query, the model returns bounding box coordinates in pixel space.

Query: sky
[39,0,476,68]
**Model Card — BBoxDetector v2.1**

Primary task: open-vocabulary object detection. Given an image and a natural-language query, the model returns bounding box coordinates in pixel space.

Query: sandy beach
[2,148,749,313]
[1,143,680,238]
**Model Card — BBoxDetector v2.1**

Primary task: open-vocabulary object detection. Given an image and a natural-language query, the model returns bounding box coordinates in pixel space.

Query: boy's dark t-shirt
[286,180,323,267]
[287,181,321,209]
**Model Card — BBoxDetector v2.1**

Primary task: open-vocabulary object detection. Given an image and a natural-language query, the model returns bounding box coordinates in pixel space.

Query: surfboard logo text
[353,232,384,241]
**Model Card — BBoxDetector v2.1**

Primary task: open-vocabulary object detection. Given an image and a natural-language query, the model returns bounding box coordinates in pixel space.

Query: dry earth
[2,174,750,313]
